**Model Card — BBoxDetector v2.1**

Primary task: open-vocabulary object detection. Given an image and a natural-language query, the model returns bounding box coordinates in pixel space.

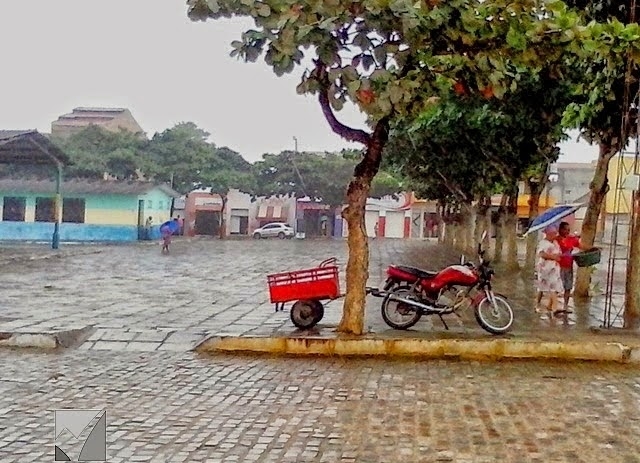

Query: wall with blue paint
[0,187,174,242]
[0,221,138,242]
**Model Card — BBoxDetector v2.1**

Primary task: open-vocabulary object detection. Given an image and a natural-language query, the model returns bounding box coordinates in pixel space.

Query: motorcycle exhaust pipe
[386,293,439,312]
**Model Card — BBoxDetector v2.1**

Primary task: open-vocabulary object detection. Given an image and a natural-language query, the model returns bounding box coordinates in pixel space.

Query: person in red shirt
[556,221,584,312]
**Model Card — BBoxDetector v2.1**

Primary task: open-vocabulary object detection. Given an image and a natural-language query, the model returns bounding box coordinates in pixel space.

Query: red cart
[267,258,341,329]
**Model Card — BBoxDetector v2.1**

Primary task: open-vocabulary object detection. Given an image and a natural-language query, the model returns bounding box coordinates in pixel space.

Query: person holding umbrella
[535,221,586,313]
[160,223,172,253]
[535,225,564,316]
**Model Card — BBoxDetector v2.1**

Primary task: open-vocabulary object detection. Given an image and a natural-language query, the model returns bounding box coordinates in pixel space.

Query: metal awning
[0,130,69,249]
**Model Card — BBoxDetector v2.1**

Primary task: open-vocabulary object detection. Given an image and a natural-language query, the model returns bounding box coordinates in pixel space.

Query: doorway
[137,200,145,240]
[194,210,220,236]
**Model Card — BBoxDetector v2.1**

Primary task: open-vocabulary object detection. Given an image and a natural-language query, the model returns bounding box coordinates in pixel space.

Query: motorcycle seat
[394,265,438,280]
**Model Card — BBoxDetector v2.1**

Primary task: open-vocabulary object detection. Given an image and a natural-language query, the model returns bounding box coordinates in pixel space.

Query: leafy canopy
[252,150,403,206]
[385,70,573,205]
[187,0,601,131]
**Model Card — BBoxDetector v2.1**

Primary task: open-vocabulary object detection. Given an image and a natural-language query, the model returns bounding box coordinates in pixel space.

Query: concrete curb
[195,336,640,364]
[0,326,95,350]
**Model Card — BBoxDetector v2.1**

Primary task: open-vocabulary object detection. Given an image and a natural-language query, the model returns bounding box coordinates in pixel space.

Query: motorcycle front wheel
[474,294,514,334]
[381,286,422,330]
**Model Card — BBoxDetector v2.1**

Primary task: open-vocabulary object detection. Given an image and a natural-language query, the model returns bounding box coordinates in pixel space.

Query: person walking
[160,224,172,254]
[536,225,564,316]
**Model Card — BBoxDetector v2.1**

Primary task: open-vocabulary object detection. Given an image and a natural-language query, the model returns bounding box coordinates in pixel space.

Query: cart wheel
[291,300,323,329]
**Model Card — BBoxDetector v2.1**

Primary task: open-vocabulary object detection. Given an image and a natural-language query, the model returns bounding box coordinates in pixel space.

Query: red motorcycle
[367,233,514,334]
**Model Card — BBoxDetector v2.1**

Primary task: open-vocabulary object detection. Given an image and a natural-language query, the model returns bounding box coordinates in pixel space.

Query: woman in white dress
[536,225,564,314]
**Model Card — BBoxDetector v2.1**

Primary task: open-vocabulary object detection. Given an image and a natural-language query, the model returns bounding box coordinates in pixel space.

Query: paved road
[0,238,619,351]
[1,350,638,463]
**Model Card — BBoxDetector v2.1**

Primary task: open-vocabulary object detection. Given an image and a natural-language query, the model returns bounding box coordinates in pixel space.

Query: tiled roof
[0,177,180,197]
[0,130,70,165]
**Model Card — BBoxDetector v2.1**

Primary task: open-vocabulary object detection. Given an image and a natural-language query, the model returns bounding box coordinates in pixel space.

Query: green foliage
[385,70,572,205]
[561,1,640,148]
[252,150,403,206]
[6,123,255,197]
[52,125,148,180]
[187,0,599,126]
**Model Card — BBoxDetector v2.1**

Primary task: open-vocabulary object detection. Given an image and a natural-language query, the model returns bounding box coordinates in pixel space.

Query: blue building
[0,178,180,242]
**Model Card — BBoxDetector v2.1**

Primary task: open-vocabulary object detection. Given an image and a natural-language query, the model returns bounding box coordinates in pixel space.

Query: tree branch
[315,60,371,146]
[436,169,468,202]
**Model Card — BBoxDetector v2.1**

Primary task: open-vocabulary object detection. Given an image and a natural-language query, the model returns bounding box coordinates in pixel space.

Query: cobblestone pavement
[0,239,626,352]
[1,350,639,463]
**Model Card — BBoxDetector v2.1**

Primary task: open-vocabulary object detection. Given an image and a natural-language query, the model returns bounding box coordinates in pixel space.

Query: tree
[252,150,402,207]
[386,68,570,269]
[561,1,640,301]
[200,147,255,238]
[50,125,148,180]
[145,122,220,194]
[187,0,631,335]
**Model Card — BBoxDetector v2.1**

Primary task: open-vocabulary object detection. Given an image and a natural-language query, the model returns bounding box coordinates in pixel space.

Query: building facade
[183,189,296,237]
[51,107,145,138]
[0,179,178,242]
[337,193,414,239]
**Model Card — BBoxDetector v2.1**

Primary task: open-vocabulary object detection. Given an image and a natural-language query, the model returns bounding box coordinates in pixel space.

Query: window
[63,198,85,223]
[35,197,56,222]
[2,197,26,222]
[147,200,153,209]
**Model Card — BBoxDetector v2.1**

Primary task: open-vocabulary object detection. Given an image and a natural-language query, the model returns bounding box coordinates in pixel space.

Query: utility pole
[292,136,305,239]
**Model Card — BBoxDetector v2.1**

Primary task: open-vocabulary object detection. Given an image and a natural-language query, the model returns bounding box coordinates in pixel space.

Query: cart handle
[319,257,338,267]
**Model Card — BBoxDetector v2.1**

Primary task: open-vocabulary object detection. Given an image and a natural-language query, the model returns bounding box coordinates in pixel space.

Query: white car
[252,222,295,239]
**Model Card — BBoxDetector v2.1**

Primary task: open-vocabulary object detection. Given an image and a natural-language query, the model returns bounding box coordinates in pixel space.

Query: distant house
[51,107,145,138]
[0,178,179,242]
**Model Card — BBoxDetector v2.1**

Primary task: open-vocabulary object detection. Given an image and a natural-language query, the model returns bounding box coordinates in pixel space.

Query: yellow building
[605,156,640,214]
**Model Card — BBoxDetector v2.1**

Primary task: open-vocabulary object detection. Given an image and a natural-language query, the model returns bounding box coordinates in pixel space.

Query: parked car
[253,223,295,239]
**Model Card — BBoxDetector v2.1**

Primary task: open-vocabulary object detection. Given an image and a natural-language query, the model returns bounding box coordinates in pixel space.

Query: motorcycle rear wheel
[381,286,422,330]
[474,294,514,334]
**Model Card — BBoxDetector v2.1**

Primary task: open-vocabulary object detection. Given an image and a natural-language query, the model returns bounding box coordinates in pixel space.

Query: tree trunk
[505,187,520,271]
[218,195,228,240]
[443,210,454,247]
[524,183,542,274]
[436,202,445,244]
[575,142,616,298]
[493,194,508,264]
[338,122,388,335]
[474,195,491,252]
[474,200,484,246]
[453,212,464,251]
[483,196,492,254]
[624,191,640,329]
[461,202,474,254]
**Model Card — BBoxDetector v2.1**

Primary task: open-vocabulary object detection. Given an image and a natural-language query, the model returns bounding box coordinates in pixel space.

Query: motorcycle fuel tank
[422,265,478,292]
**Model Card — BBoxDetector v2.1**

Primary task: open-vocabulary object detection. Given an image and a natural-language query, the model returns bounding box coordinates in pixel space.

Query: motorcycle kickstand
[438,315,449,330]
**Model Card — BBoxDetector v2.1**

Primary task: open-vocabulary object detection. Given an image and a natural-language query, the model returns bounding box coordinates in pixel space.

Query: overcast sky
[0,0,599,164]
